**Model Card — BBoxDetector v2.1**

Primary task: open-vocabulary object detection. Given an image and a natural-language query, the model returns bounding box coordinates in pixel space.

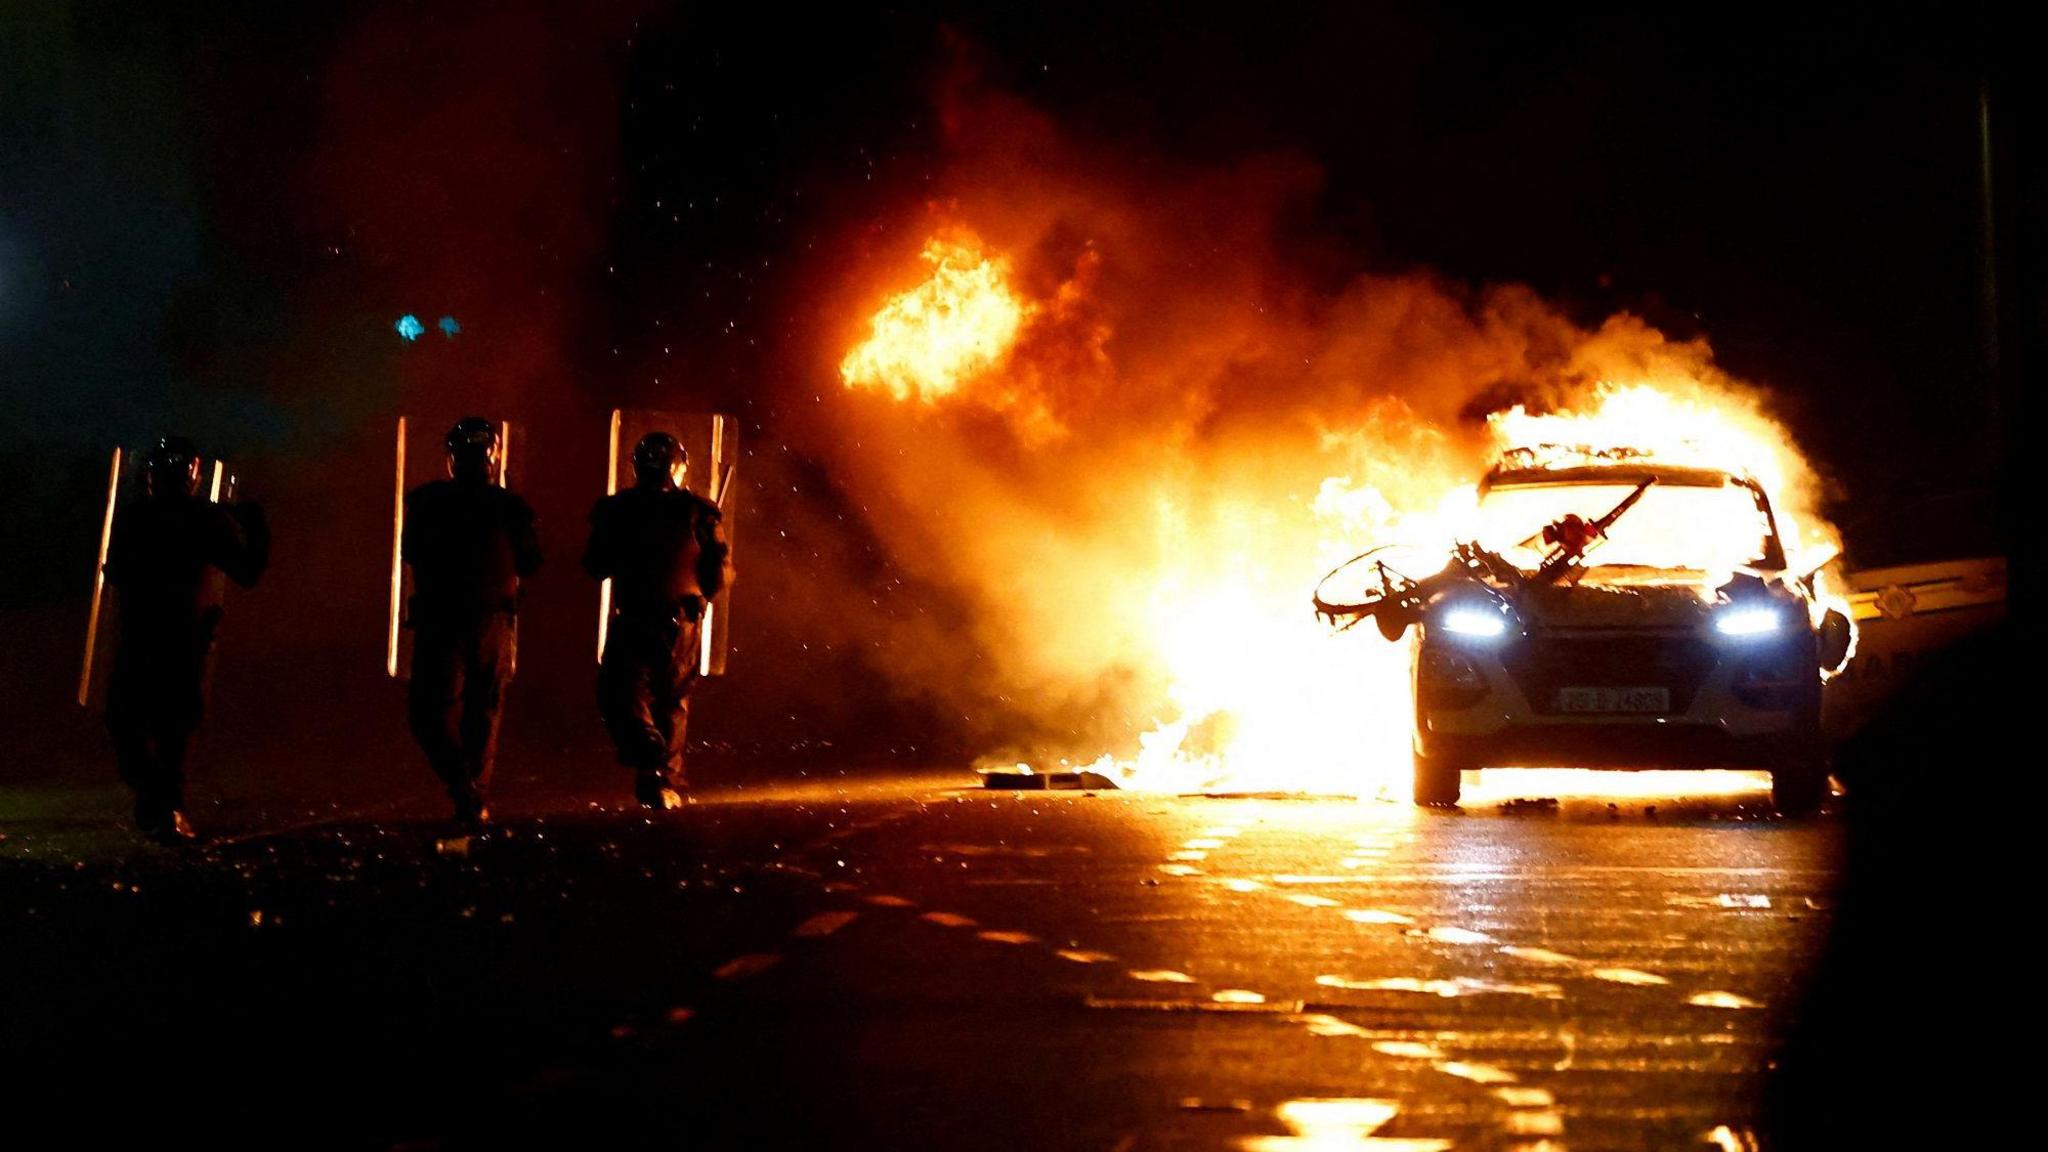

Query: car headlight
[1440,606,1508,639]
[1715,606,1782,637]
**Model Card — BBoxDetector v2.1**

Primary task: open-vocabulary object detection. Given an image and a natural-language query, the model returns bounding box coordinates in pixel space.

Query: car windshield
[1473,478,1775,583]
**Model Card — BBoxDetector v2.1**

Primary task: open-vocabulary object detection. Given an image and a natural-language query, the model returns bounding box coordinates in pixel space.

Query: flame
[1483,382,1856,663]
[840,236,1033,403]
[1485,381,1839,571]
[833,230,1850,798]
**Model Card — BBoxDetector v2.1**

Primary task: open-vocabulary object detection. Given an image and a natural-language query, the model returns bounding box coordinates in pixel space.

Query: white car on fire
[1318,448,1853,813]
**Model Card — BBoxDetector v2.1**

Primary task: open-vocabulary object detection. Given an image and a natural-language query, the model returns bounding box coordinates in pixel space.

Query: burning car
[1317,446,1853,813]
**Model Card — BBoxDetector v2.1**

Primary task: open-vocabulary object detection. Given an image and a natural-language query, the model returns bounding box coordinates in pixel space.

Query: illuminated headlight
[1441,606,1508,639]
[1715,606,1782,637]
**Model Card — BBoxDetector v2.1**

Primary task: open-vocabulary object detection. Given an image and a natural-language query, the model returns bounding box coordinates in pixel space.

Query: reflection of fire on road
[835,217,1849,797]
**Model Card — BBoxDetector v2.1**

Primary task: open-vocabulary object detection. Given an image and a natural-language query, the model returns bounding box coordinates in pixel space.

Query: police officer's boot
[145,810,197,846]
[452,787,491,830]
[136,795,196,845]
[635,772,683,811]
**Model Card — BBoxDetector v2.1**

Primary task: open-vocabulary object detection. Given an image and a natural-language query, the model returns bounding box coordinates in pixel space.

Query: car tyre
[1412,748,1466,807]
[1770,749,1829,817]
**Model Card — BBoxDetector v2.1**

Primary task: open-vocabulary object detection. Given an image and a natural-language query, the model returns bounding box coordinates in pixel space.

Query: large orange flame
[1485,382,1839,570]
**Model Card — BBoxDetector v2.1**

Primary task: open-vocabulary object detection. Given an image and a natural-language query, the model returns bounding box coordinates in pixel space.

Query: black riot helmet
[631,432,687,491]
[143,436,203,499]
[444,417,501,483]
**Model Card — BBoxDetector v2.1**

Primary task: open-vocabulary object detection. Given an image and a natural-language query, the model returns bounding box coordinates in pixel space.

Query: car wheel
[1412,748,1465,807]
[1770,749,1830,817]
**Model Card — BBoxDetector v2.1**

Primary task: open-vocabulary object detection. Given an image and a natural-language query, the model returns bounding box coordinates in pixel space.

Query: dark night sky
[0,1,2022,772]
[3,5,2004,500]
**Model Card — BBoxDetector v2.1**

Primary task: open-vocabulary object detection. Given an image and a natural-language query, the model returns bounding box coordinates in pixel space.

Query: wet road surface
[1,769,1835,1149]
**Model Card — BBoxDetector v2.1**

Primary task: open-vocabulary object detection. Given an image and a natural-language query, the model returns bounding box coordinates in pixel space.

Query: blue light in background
[394,314,425,342]
[438,315,461,339]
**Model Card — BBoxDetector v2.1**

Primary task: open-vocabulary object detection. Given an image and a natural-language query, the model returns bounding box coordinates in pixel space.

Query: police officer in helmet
[584,432,732,809]
[401,417,541,828]
[104,436,269,843]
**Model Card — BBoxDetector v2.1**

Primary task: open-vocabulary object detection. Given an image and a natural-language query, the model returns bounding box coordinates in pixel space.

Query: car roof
[1481,462,1742,495]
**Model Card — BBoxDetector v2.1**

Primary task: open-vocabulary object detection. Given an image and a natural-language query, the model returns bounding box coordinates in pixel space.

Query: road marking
[978,930,1040,945]
[1343,909,1415,926]
[1494,1087,1554,1108]
[863,894,915,908]
[1688,990,1762,1009]
[1372,1040,1445,1060]
[1158,863,1205,877]
[1056,949,1116,964]
[1169,850,1209,862]
[1499,946,1578,966]
[1087,996,1301,1014]
[1666,892,1773,909]
[1128,969,1197,984]
[920,911,978,928]
[1298,1013,1373,1038]
[713,953,781,981]
[664,1006,695,1025]
[1590,966,1670,986]
[1433,1060,1518,1085]
[1286,894,1342,908]
[792,911,859,938]
[1183,839,1227,850]
[1423,926,1496,945]
[1212,989,1267,1004]
[1317,974,1562,999]
[1181,1098,1253,1112]
[1502,1109,1565,1136]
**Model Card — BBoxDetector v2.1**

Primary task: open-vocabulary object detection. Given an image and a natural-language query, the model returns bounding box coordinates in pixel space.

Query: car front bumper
[1415,628,1819,769]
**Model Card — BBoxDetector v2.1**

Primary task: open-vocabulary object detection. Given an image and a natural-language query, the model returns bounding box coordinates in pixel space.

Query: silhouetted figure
[105,436,268,843]
[584,432,732,809]
[402,417,540,828]
[1766,622,2015,1147]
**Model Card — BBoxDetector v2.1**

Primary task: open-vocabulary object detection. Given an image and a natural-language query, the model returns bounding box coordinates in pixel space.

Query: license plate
[1556,686,1670,713]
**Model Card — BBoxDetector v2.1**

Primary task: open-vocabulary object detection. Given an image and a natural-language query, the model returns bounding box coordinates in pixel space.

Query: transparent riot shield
[386,416,520,679]
[598,410,738,676]
[78,450,239,707]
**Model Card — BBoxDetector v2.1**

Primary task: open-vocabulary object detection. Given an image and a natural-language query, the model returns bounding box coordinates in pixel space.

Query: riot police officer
[402,417,541,827]
[104,436,269,843]
[584,432,732,809]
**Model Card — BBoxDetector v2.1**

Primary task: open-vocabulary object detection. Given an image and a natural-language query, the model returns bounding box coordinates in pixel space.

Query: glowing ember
[840,236,1032,403]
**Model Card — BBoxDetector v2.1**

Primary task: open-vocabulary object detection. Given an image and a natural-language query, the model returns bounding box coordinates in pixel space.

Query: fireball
[840,236,1032,403]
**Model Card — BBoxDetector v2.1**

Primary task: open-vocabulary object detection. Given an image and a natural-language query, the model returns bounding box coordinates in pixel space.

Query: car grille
[1501,631,1719,715]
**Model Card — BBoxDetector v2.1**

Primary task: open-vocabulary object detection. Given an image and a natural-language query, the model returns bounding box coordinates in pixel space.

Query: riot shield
[597,409,738,676]
[78,450,239,707]
[386,416,520,679]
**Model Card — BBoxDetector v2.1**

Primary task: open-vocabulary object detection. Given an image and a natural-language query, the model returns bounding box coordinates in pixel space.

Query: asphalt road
[1,769,1837,1150]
